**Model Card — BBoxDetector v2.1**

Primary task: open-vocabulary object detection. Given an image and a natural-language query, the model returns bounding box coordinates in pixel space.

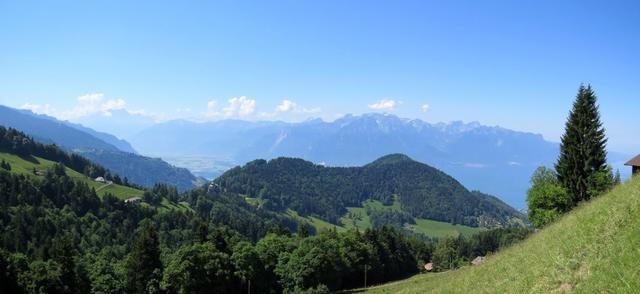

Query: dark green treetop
[556,84,610,204]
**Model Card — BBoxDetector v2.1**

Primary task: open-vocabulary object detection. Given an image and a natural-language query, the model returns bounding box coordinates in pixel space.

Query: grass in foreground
[359,177,640,293]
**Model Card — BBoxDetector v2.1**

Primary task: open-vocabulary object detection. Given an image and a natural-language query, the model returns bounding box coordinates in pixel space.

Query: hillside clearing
[246,196,482,237]
[0,152,199,215]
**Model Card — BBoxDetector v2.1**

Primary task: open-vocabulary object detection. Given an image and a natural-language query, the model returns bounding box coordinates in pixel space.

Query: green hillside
[0,152,143,200]
[218,155,525,229]
[361,176,640,293]
[340,199,482,238]
[245,196,482,238]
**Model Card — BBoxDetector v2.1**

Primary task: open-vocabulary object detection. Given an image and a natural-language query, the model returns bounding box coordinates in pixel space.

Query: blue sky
[0,0,638,153]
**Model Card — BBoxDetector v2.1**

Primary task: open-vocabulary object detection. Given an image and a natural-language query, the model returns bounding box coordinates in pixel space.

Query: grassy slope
[406,219,481,239]
[1,152,143,200]
[244,195,481,238]
[362,177,640,293]
[287,209,347,232]
[341,198,482,238]
[2,152,194,213]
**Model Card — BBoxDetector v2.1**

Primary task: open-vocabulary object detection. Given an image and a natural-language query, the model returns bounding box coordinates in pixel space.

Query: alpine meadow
[0,1,638,293]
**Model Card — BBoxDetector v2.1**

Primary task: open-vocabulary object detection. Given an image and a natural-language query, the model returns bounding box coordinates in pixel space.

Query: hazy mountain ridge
[0,105,124,152]
[0,105,200,191]
[64,121,138,154]
[131,113,562,208]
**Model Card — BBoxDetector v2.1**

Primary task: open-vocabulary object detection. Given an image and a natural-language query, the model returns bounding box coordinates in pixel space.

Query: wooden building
[625,154,640,176]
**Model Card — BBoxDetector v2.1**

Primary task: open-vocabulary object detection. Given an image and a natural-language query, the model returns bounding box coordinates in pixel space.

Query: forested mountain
[215,154,525,227]
[0,127,530,293]
[0,105,201,191]
[130,113,561,208]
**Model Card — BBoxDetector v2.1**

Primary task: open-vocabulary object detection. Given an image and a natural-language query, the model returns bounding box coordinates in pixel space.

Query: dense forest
[215,154,524,227]
[0,127,530,293]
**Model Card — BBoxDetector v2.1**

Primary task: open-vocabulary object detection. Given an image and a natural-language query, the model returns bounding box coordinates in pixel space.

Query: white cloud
[61,93,128,119]
[276,100,296,112]
[77,93,103,104]
[19,93,163,122]
[368,99,397,110]
[20,93,119,119]
[202,96,258,120]
[205,100,220,118]
[275,99,321,114]
[421,104,430,112]
[100,99,126,117]
[222,96,256,118]
[21,103,54,115]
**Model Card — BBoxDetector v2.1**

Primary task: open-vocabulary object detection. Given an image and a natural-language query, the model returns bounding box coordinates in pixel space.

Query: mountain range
[0,105,202,191]
[131,113,565,208]
[3,105,629,208]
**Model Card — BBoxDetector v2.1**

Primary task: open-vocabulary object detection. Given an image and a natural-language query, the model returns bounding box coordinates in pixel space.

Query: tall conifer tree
[556,84,609,205]
[126,226,163,294]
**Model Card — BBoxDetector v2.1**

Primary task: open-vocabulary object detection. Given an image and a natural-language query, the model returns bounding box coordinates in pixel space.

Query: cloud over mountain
[368,99,397,110]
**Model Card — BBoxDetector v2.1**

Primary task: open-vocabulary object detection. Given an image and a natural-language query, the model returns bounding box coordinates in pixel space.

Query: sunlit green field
[358,176,640,293]
[244,195,481,238]
[287,209,347,232]
[406,218,482,238]
[341,198,482,238]
[1,152,143,200]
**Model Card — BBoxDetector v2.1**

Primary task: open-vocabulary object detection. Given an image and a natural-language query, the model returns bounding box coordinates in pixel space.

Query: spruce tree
[126,226,163,294]
[555,84,609,205]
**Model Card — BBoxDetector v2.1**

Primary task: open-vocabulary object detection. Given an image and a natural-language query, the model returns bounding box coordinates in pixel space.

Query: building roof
[625,154,640,167]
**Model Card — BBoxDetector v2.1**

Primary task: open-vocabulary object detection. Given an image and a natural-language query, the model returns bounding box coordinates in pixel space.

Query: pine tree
[125,226,163,294]
[54,235,78,293]
[556,84,610,205]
